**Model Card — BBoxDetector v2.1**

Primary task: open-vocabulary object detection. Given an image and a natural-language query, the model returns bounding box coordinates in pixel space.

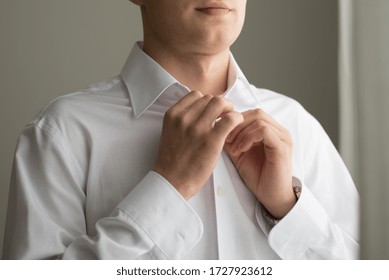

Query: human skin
[131,0,296,218]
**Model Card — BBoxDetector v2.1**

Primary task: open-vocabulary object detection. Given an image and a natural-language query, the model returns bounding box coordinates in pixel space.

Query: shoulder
[249,85,316,125]
[248,85,330,148]
[18,76,129,175]
[21,75,130,156]
[30,76,128,132]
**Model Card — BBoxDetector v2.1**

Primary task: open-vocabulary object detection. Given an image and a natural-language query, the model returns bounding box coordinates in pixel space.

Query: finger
[212,111,244,141]
[167,90,204,116]
[246,109,286,133]
[163,95,213,130]
[183,94,214,121]
[198,96,234,126]
[231,120,262,154]
[226,110,257,143]
[239,127,277,152]
[226,109,286,144]
[231,116,288,150]
[235,126,284,160]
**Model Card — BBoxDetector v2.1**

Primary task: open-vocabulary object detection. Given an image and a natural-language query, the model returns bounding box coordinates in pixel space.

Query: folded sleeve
[2,124,203,260]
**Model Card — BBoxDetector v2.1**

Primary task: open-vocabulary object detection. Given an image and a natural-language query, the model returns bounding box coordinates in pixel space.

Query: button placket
[217,185,225,197]
[213,155,230,259]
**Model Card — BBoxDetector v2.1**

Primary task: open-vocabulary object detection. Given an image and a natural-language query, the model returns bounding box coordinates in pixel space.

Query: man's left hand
[224,109,296,219]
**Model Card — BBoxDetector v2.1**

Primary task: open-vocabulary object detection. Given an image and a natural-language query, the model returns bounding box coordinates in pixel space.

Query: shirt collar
[121,42,256,118]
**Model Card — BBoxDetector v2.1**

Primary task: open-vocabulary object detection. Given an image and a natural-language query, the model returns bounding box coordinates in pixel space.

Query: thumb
[213,111,243,141]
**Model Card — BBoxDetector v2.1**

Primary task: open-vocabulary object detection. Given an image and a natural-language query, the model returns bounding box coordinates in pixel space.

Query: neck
[143,41,230,97]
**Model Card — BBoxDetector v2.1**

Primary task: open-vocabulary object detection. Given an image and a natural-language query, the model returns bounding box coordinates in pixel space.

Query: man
[3,0,359,259]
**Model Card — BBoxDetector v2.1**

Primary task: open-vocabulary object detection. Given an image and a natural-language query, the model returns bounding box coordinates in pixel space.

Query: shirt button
[217,186,225,197]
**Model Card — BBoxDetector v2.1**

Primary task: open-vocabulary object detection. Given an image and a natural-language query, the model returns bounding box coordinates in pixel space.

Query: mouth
[196,3,232,15]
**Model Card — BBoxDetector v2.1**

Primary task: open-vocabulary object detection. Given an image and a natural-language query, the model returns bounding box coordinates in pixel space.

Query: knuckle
[218,112,243,131]
[177,113,191,128]
[211,95,225,107]
[261,125,270,134]
[164,107,178,122]
[254,119,266,128]
[222,113,234,124]
[202,94,213,101]
[164,109,188,129]
[190,90,203,98]
[222,112,242,127]
[252,108,264,119]
[223,97,234,107]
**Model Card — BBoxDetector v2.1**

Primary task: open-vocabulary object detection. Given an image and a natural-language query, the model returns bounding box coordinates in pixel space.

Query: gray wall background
[0,0,339,256]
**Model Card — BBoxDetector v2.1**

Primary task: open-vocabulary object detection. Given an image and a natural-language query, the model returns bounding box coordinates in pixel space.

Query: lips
[196,2,232,15]
[196,8,230,15]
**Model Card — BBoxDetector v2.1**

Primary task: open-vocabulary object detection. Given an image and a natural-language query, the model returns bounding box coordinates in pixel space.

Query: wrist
[264,197,296,220]
[153,167,197,200]
[262,185,301,221]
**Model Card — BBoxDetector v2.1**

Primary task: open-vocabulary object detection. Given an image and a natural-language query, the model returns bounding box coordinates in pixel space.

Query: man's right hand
[154,91,243,200]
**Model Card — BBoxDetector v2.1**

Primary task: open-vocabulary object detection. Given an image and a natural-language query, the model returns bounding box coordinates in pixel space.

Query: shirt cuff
[116,171,203,259]
[255,177,302,235]
[256,178,336,259]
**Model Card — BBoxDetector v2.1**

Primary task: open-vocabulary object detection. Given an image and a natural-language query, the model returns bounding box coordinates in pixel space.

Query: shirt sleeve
[2,124,203,260]
[256,111,360,260]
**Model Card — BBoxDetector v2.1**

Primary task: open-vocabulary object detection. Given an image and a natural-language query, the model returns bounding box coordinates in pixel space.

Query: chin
[191,22,243,53]
[200,34,239,54]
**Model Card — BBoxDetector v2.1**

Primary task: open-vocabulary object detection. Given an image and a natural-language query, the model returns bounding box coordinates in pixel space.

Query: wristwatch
[261,186,302,227]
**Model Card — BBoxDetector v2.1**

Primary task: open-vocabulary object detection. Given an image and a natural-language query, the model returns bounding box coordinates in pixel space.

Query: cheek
[145,7,177,35]
[149,1,189,28]
[237,4,247,29]
[224,11,246,45]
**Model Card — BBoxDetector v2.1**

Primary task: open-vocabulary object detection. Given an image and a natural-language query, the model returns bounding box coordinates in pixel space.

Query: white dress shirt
[2,42,359,260]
